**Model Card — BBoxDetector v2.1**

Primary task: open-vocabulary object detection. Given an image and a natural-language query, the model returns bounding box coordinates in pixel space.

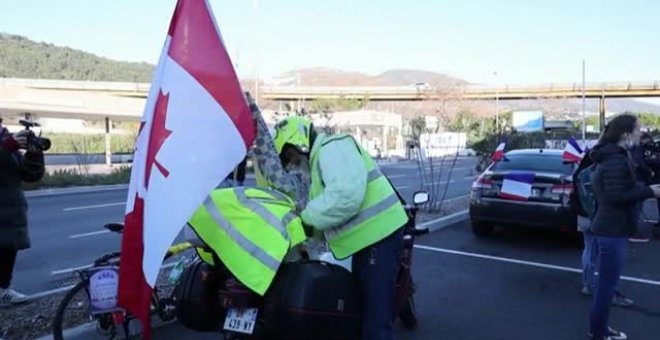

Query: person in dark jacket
[0,124,45,306]
[587,114,660,340]
[570,152,634,307]
[630,133,654,184]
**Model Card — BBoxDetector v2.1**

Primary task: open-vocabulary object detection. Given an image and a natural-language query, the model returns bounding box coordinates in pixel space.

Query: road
[15,157,478,294]
[145,220,660,340]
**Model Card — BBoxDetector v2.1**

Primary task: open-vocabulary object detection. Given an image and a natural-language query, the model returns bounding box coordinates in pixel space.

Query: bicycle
[52,223,195,340]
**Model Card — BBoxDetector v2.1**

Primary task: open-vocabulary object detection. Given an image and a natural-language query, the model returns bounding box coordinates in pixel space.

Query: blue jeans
[352,228,403,340]
[582,232,597,290]
[589,236,628,338]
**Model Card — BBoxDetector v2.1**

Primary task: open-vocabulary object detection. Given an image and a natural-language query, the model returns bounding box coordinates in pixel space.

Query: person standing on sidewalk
[587,114,660,340]
[0,123,45,306]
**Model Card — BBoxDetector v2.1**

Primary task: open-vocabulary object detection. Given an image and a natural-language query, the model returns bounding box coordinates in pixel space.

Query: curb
[24,184,129,198]
[419,209,469,232]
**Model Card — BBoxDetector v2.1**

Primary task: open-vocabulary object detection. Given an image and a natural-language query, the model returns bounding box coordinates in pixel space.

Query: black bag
[263,260,362,340]
[173,258,222,332]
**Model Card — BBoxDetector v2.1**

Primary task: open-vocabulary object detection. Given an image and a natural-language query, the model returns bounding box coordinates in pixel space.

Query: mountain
[271,67,466,87]
[0,33,154,82]
[375,69,467,87]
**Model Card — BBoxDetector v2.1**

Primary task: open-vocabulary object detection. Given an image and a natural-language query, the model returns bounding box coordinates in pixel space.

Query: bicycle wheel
[52,280,117,340]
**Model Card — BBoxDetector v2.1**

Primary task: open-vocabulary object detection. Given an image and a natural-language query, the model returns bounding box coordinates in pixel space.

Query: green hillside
[0,33,154,82]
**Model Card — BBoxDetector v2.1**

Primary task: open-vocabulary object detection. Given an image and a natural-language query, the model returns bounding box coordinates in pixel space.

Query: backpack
[575,164,597,218]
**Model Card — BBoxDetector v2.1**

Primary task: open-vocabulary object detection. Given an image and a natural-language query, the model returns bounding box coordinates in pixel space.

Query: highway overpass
[3,77,660,123]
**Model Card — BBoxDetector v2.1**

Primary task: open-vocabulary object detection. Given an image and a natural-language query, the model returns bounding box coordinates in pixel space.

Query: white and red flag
[499,172,535,201]
[491,140,506,161]
[562,136,584,163]
[117,0,255,336]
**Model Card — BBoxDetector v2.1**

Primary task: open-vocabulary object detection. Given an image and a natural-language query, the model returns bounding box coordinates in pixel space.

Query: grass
[23,165,132,190]
[45,133,136,154]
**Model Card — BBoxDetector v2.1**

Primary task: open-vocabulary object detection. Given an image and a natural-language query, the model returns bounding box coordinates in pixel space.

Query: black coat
[0,147,45,250]
[590,143,653,237]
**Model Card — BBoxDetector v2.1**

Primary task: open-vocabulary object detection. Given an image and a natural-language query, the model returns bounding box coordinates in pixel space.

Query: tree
[409,116,426,143]
[308,96,369,113]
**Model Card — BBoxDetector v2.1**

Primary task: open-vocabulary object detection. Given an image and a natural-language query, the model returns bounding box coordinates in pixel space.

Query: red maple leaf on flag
[144,90,172,189]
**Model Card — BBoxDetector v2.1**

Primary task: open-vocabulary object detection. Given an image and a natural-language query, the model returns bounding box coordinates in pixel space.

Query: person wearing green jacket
[266,114,408,340]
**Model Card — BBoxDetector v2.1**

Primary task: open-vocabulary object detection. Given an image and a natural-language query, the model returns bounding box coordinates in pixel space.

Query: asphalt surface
[14,157,478,294]
[143,221,660,340]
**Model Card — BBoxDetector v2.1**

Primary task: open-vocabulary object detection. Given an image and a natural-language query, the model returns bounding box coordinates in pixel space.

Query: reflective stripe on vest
[234,189,289,241]
[202,197,280,272]
[310,133,407,259]
[323,193,400,241]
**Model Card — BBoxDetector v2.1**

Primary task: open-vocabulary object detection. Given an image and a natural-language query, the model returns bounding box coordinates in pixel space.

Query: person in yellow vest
[186,186,307,296]
[271,116,408,340]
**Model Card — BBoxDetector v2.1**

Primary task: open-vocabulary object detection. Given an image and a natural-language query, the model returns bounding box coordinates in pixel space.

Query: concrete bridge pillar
[599,96,606,132]
[104,117,112,166]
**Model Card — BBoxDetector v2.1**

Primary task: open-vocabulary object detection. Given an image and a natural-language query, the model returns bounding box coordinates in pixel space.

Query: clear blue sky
[2,0,660,86]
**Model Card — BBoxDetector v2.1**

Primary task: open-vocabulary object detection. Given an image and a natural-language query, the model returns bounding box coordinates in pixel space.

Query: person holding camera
[0,125,45,306]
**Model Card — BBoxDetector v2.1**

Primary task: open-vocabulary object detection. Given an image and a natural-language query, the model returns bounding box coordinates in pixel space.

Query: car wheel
[471,220,494,237]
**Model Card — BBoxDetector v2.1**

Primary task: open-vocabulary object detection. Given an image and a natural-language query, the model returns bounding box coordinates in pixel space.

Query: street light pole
[253,0,260,105]
[581,60,586,143]
[494,71,499,133]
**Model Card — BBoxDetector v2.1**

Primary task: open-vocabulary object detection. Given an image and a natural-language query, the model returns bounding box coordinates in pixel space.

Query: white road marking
[69,230,111,239]
[418,209,469,231]
[415,244,660,287]
[63,202,125,212]
[51,264,94,276]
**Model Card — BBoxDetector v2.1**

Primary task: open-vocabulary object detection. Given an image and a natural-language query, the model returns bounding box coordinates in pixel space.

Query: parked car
[469,149,578,237]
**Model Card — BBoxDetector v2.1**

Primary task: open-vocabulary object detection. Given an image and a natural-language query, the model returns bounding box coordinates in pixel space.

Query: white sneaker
[0,287,28,306]
[588,327,627,340]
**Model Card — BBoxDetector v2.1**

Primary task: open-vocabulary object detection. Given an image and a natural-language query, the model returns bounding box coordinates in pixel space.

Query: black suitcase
[172,259,222,332]
[263,260,362,340]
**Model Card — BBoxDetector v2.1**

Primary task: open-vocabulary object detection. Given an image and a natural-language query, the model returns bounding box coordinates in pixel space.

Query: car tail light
[472,176,493,190]
[551,184,573,195]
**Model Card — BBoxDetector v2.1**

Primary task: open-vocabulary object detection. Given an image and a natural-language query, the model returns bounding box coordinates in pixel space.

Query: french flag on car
[499,172,535,201]
[563,137,584,163]
[492,140,506,161]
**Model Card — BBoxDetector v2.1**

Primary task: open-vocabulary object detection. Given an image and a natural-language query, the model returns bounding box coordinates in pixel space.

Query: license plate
[223,308,258,334]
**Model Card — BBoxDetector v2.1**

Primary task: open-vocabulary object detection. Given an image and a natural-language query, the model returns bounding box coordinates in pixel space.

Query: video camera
[18,119,51,152]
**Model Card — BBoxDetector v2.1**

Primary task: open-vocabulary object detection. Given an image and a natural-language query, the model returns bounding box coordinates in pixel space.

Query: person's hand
[650,184,660,198]
[13,130,29,149]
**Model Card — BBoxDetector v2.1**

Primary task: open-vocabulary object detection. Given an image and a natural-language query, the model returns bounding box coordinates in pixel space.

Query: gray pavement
[21,155,660,339]
[14,157,478,295]
[145,221,660,340]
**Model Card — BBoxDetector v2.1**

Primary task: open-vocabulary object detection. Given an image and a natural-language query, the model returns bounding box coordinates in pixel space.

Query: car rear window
[490,154,575,175]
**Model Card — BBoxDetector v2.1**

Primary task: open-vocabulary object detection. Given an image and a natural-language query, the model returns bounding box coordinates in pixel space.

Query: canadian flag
[117,0,254,337]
